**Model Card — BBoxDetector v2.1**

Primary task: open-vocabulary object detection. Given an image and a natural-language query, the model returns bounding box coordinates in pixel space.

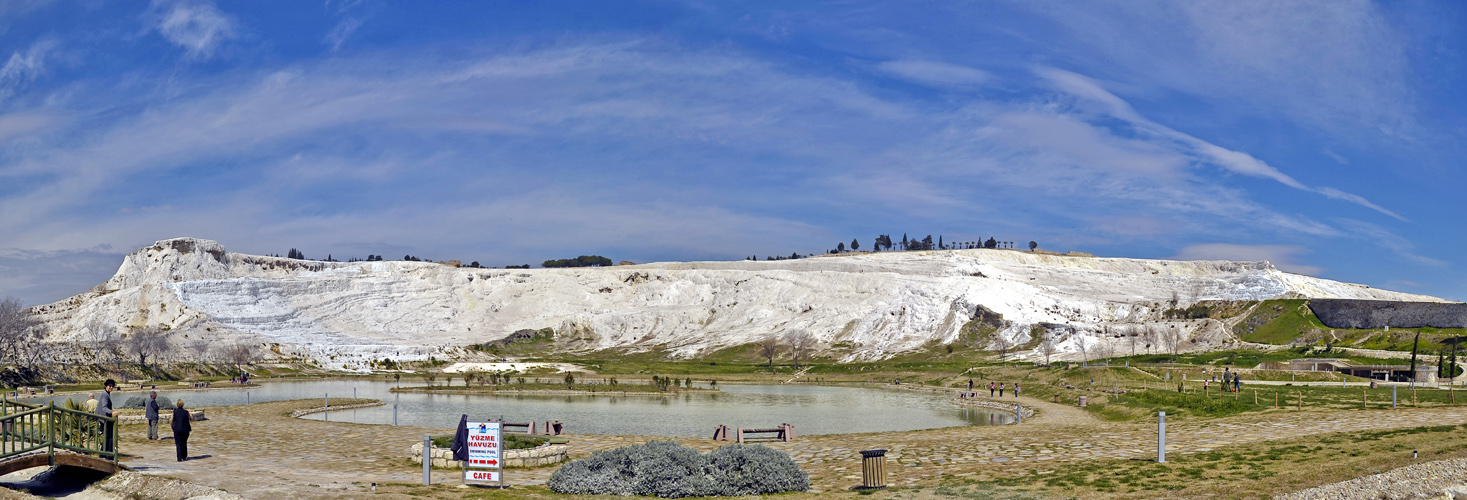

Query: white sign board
[466,421,502,468]
[466,470,501,482]
[463,421,504,487]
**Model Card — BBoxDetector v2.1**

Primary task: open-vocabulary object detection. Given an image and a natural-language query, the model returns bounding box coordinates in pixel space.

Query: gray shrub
[548,442,807,497]
[705,443,809,495]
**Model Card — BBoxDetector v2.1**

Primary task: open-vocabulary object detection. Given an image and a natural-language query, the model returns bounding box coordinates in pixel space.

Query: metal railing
[0,397,118,466]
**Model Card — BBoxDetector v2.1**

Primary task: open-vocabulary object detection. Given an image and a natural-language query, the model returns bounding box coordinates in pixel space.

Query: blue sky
[1,0,1465,305]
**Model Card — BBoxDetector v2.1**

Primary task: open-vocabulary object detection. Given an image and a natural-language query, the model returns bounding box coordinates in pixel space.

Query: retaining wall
[408,442,568,468]
[1308,300,1467,329]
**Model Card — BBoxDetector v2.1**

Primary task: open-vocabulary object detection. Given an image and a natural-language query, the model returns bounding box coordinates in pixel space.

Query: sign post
[463,421,504,488]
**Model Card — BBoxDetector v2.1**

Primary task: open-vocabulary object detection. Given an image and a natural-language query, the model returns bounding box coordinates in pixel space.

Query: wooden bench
[713,423,794,443]
[496,420,566,436]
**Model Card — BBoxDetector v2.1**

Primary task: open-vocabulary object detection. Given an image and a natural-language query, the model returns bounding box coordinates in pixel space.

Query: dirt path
[113,397,1467,498]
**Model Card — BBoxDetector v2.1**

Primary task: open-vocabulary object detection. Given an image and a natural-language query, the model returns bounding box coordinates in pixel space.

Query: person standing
[145,391,161,440]
[84,394,98,413]
[96,380,120,453]
[172,400,191,461]
[988,381,995,397]
[1014,383,1021,398]
[999,383,1006,397]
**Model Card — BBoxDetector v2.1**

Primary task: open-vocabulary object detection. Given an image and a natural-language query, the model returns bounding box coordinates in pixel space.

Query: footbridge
[0,398,125,475]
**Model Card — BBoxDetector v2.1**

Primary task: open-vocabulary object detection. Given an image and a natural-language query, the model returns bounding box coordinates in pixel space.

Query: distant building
[1284,358,1435,383]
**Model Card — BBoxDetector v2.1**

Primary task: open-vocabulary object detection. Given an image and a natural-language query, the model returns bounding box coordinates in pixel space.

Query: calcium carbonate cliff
[30,238,1449,370]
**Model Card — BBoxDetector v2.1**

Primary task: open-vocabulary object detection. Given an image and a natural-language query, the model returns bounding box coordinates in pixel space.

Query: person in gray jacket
[145,391,161,440]
[96,379,120,452]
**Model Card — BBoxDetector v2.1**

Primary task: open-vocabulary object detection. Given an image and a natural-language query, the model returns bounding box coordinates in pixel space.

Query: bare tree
[17,323,49,370]
[991,331,1013,364]
[222,342,257,367]
[1144,325,1158,354]
[1075,335,1089,365]
[1036,329,1057,366]
[758,336,781,372]
[1161,326,1183,361]
[0,297,42,367]
[784,330,816,369]
[1126,325,1139,358]
[126,327,172,368]
[187,339,213,362]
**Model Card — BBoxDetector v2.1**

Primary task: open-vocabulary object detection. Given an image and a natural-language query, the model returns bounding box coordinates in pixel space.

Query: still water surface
[33,380,1013,437]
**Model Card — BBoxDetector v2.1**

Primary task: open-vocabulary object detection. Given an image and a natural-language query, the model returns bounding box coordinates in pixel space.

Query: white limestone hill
[31,238,1449,370]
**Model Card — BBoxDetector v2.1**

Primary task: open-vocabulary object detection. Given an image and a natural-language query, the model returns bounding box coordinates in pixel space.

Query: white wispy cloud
[1027,0,1414,139]
[0,39,58,100]
[0,40,1436,303]
[1333,219,1444,267]
[323,0,377,51]
[876,60,990,87]
[147,0,238,60]
[1036,67,1407,221]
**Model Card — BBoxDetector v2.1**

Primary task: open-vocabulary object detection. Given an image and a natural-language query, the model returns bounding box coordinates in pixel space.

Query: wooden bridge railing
[0,396,118,467]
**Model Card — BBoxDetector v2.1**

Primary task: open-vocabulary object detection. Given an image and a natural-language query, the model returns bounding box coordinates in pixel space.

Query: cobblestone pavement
[116,397,1467,498]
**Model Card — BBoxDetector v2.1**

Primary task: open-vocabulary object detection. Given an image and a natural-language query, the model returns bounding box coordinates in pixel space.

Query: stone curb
[117,410,206,425]
[951,399,1038,419]
[289,401,385,418]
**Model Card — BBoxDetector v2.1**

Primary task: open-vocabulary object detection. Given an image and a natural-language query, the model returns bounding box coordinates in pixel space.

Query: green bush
[430,433,547,450]
[548,442,808,497]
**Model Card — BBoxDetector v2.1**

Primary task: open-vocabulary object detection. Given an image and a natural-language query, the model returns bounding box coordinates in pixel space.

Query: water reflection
[28,380,1013,436]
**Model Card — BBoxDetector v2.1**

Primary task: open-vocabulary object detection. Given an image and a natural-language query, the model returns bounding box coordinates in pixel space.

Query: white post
[393,393,399,426]
[1157,411,1166,463]
[1015,403,1022,424]
[423,435,432,485]
[325,393,329,407]
[1393,386,1397,409]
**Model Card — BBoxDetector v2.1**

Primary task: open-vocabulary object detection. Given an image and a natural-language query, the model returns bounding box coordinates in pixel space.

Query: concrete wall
[1308,300,1467,329]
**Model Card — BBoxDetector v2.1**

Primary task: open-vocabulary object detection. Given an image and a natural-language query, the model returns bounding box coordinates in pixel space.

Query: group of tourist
[90,379,194,462]
[1203,368,1243,392]
[957,380,1021,399]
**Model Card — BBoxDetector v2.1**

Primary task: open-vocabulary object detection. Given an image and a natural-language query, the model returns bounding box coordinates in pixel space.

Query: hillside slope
[31,238,1450,370]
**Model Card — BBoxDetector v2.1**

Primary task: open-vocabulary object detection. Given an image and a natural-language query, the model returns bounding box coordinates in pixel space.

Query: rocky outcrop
[30,237,1452,369]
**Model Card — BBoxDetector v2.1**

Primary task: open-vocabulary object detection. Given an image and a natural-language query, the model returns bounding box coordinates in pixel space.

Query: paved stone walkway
[115,397,1467,498]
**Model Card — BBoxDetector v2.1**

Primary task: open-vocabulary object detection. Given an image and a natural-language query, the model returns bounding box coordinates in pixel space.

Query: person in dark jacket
[449,414,469,462]
[172,400,192,462]
[145,391,161,440]
[97,379,119,452]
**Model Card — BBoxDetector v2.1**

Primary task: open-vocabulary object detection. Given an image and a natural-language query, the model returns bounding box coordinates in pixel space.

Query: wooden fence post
[1297,391,1302,411]
[1363,388,1367,409]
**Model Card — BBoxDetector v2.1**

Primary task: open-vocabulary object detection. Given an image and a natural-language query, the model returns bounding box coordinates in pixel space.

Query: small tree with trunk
[1161,326,1183,362]
[1035,326,1057,366]
[126,327,172,368]
[759,336,781,373]
[0,297,43,367]
[785,330,816,368]
[991,331,1012,364]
